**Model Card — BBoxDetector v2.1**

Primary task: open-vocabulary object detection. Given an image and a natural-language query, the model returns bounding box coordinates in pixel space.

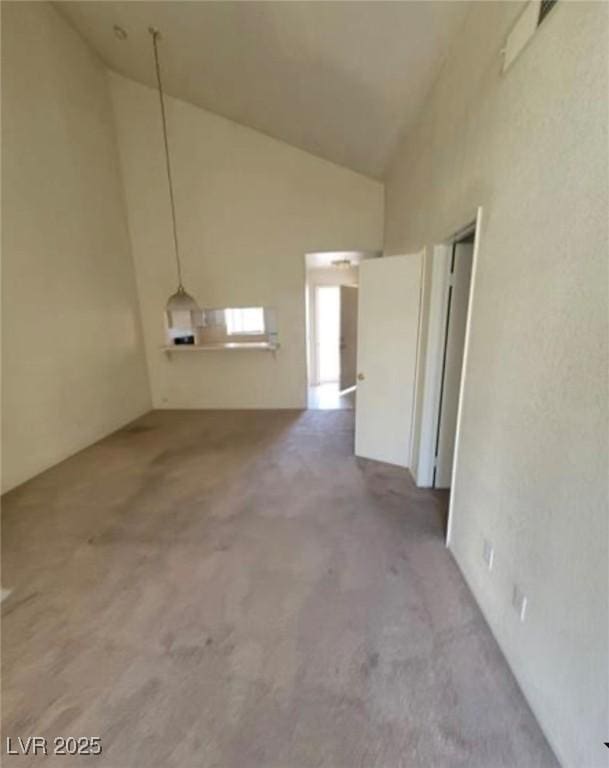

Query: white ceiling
[56,1,470,179]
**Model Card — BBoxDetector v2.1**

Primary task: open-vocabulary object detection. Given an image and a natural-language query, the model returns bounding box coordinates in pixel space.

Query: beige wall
[1,2,151,493]
[384,3,608,767]
[109,73,383,410]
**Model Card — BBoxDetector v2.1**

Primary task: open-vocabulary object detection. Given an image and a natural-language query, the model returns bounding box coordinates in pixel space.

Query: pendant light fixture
[149,27,200,314]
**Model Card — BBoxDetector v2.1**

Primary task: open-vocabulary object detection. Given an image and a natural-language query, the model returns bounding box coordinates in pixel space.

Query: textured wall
[109,73,383,410]
[1,3,151,492]
[384,3,608,766]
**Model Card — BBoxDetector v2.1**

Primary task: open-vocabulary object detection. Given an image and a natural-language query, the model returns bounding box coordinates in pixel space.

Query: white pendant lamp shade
[166,285,200,312]
[149,27,200,314]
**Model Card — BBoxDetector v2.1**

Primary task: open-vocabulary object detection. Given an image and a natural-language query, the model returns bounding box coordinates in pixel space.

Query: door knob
[357,372,365,381]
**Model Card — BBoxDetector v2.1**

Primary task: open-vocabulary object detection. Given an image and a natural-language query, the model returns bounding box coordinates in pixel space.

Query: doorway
[309,284,352,409]
[315,286,340,384]
[412,213,480,494]
[305,252,376,410]
[433,233,474,488]
[307,279,357,411]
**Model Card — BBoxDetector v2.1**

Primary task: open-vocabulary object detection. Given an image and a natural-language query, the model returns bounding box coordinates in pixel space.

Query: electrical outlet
[512,585,527,622]
[482,538,494,570]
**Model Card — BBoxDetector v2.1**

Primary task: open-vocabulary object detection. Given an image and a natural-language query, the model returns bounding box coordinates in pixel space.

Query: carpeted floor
[1,410,558,767]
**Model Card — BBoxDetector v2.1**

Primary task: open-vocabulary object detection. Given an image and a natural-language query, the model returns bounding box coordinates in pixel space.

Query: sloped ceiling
[56,1,470,179]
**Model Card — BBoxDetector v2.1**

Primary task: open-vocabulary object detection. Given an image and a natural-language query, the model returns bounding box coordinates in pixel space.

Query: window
[224,307,265,335]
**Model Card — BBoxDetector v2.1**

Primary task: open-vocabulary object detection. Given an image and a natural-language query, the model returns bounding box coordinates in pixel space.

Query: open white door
[339,285,358,391]
[355,253,423,467]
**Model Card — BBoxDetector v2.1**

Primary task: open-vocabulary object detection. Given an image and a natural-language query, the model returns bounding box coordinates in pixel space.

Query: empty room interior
[1,1,607,767]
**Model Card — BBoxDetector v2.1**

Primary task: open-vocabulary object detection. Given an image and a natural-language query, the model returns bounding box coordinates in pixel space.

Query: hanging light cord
[149,27,183,289]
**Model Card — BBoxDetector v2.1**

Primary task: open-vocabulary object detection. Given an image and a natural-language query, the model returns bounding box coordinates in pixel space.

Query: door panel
[355,253,423,467]
[434,241,474,488]
[339,285,358,391]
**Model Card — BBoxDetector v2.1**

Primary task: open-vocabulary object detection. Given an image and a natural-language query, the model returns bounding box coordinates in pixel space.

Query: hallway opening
[304,251,371,412]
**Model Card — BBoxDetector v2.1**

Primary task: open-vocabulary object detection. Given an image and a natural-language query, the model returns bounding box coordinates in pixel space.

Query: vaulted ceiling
[57,1,470,179]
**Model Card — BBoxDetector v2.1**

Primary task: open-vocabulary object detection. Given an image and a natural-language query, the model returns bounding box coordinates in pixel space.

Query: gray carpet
[2,410,558,767]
